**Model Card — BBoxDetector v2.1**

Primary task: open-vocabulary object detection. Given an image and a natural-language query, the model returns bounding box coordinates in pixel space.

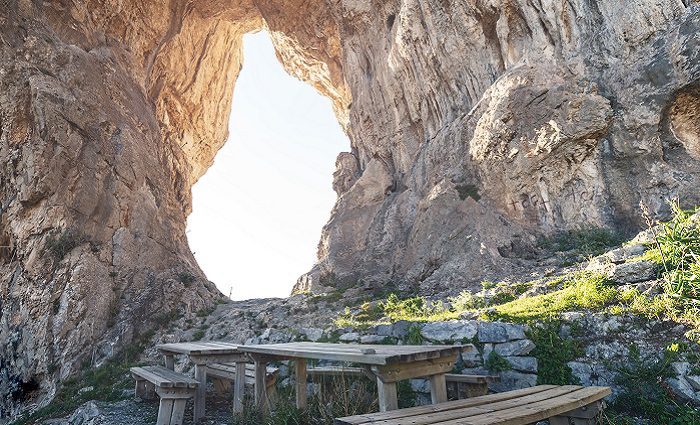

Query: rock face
[1,0,700,419]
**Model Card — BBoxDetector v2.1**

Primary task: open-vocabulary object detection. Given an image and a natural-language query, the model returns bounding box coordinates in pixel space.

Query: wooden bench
[307,366,498,399]
[335,385,611,425]
[207,362,279,396]
[131,366,199,425]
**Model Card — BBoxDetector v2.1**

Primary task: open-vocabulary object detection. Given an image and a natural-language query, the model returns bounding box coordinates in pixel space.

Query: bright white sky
[186,31,349,300]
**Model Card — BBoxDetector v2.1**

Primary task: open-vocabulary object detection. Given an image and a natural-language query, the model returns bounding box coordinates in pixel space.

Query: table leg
[193,363,207,422]
[254,358,269,410]
[376,378,398,412]
[295,359,307,409]
[233,361,246,413]
[164,354,175,370]
[429,373,448,404]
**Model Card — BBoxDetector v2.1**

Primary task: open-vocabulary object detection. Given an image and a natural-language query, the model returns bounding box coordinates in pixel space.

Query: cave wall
[1,0,700,418]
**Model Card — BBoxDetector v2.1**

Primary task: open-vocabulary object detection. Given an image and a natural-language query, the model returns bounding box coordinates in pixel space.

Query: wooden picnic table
[238,342,472,412]
[156,341,249,421]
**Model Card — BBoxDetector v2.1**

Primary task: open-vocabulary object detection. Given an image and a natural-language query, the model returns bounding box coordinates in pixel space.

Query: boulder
[494,340,535,356]
[478,322,526,343]
[505,356,538,373]
[420,320,478,342]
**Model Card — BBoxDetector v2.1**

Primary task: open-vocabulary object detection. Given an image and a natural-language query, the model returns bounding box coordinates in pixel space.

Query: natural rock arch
[1,0,700,417]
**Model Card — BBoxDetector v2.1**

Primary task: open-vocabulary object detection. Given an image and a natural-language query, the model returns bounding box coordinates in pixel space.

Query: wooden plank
[444,374,499,384]
[157,341,241,355]
[238,343,464,366]
[334,385,558,424]
[430,374,448,404]
[353,386,583,425]
[376,378,398,412]
[164,354,175,371]
[233,361,246,413]
[296,359,308,409]
[131,366,199,388]
[432,387,612,425]
[170,399,187,425]
[193,364,207,422]
[308,366,365,376]
[254,358,269,409]
[156,399,175,425]
[374,355,456,383]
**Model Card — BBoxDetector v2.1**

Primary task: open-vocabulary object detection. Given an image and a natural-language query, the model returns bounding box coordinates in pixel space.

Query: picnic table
[238,342,472,412]
[156,341,248,421]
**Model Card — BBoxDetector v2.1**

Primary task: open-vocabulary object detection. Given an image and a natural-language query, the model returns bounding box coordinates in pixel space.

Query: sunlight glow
[186,31,349,300]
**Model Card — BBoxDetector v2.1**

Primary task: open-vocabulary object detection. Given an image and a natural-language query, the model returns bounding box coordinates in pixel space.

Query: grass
[483,271,617,323]
[11,333,153,425]
[232,375,378,425]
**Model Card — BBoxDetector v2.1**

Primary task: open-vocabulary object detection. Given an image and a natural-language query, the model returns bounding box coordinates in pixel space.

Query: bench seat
[335,384,611,425]
[307,366,498,399]
[207,362,278,395]
[131,366,198,425]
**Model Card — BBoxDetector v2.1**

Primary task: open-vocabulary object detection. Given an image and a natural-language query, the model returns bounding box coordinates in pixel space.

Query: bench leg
[254,359,269,410]
[550,401,605,425]
[156,388,195,425]
[164,354,175,370]
[233,361,246,413]
[193,363,207,422]
[295,359,308,409]
[135,379,157,400]
[429,374,448,404]
[156,398,175,425]
[376,378,398,412]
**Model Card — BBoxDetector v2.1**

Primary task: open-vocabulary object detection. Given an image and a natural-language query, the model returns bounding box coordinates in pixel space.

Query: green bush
[528,323,581,385]
[484,351,511,373]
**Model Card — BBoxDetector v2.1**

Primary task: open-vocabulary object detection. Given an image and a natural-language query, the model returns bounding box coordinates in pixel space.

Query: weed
[484,351,511,373]
[177,271,196,285]
[528,323,581,385]
[405,325,424,345]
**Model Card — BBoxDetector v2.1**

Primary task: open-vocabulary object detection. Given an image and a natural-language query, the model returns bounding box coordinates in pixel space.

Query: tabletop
[156,341,242,355]
[237,342,470,365]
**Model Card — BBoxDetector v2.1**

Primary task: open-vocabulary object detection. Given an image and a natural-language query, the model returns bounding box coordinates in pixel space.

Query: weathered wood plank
[295,359,308,409]
[373,355,456,383]
[430,374,448,404]
[333,385,557,424]
[131,366,199,388]
[376,378,398,412]
[233,361,246,413]
[348,386,583,425]
[193,364,207,422]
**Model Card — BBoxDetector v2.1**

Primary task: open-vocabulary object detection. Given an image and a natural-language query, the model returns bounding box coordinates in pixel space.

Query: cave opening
[186,30,350,301]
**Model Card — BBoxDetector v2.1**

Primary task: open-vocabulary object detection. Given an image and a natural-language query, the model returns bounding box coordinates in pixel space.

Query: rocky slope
[2,0,700,420]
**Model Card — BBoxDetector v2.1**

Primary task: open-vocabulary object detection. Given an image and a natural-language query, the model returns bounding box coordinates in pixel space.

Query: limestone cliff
[1,0,699,419]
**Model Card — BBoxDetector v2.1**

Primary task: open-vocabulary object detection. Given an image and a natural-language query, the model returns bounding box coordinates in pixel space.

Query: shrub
[44,229,84,262]
[484,351,511,373]
[528,323,581,385]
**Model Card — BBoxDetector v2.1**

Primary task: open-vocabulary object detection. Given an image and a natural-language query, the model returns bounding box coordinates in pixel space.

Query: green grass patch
[483,271,617,323]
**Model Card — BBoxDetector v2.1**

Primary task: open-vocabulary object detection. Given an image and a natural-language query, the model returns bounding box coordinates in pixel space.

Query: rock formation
[1,0,699,419]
